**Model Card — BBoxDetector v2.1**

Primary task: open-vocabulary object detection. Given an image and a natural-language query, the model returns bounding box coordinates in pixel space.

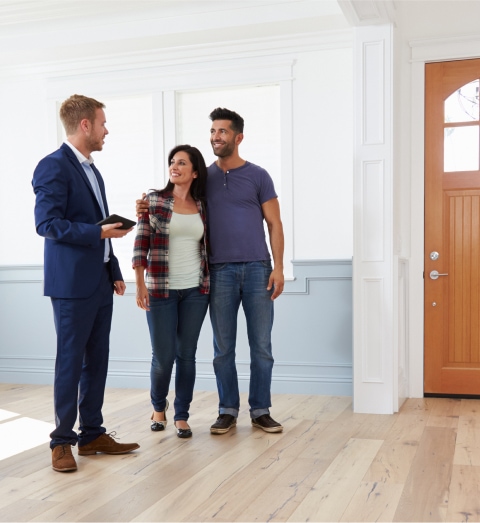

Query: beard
[211,140,235,158]
[86,134,104,152]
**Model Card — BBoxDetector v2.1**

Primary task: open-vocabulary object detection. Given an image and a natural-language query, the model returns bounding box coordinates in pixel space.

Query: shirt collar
[64,140,94,165]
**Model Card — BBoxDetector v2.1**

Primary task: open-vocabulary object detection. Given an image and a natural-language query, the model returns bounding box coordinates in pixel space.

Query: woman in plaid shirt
[133,145,209,439]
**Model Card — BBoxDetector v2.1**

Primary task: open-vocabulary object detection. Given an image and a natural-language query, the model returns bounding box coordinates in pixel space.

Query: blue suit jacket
[32,143,123,299]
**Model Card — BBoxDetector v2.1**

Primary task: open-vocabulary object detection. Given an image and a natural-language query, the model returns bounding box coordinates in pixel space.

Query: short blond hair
[59,94,105,135]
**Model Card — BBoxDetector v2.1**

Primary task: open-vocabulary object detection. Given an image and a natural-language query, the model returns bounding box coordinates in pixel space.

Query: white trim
[280,78,295,277]
[43,55,298,280]
[410,34,480,64]
[353,24,394,414]
[0,30,352,79]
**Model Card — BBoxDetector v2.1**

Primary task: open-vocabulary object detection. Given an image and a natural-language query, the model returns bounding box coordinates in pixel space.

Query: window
[50,84,288,278]
[444,80,480,172]
[57,95,155,279]
[176,85,281,198]
[176,85,283,261]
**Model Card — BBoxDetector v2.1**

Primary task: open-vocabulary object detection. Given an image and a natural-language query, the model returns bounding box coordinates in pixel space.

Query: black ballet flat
[150,400,169,432]
[174,422,192,439]
[151,419,166,431]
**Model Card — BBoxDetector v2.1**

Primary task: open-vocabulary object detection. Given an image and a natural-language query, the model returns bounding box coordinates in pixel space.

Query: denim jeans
[209,261,274,418]
[146,287,209,421]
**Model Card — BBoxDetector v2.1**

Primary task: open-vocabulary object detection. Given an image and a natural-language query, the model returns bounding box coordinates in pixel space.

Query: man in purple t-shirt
[207,107,284,435]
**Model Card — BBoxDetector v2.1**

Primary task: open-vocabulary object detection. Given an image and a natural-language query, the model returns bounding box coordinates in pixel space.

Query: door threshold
[425,393,480,400]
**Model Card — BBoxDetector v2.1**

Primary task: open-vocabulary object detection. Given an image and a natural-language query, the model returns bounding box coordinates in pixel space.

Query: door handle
[430,270,448,280]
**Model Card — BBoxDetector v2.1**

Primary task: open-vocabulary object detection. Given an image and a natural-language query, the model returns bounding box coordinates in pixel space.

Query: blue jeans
[209,261,274,419]
[146,287,209,421]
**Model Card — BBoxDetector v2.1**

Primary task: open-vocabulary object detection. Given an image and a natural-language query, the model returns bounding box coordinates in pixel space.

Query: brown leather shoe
[52,444,77,472]
[78,432,140,455]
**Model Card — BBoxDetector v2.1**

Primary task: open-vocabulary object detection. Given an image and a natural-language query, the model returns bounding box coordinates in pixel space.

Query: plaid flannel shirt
[132,190,209,298]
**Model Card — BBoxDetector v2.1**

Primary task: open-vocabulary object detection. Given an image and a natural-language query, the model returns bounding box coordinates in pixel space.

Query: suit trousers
[49,264,113,448]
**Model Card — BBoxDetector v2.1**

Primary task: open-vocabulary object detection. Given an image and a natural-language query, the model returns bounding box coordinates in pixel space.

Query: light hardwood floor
[1,383,480,522]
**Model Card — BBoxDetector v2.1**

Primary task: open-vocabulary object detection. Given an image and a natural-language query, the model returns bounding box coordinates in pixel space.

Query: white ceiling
[0,0,352,68]
[0,0,343,27]
[0,0,400,70]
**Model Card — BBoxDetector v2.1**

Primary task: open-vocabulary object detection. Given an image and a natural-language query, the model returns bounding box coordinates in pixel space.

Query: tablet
[96,214,136,230]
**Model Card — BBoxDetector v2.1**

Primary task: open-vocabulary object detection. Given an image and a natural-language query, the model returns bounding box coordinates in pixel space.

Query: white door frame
[409,36,480,398]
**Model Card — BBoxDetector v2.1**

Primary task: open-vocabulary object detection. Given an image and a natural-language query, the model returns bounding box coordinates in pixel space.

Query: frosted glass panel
[176,85,281,197]
[58,96,155,279]
[445,80,479,123]
[444,126,479,172]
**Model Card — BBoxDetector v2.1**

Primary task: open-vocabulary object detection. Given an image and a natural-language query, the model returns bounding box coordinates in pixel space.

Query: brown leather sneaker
[52,444,77,472]
[78,432,140,455]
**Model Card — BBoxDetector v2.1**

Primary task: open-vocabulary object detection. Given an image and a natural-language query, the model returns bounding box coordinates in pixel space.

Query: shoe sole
[52,465,77,472]
[176,432,193,438]
[210,421,237,434]
[78,444,140,456]
[251,422,283,433]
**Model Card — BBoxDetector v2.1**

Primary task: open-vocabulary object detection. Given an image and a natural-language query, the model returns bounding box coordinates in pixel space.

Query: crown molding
[338,0,396,27]
[0,29,352,79]
[410,33,480,63]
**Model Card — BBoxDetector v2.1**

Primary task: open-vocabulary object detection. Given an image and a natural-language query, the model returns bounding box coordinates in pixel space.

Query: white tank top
[168,212,203,290]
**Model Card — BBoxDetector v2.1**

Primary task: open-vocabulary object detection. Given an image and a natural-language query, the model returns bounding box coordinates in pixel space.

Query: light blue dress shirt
[64,141,110,262]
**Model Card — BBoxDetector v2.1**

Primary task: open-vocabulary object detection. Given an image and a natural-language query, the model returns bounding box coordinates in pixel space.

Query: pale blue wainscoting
[0,260,352,396]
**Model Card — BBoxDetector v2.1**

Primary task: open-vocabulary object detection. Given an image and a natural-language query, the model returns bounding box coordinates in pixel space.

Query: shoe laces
[57,445,72,457]
[106,431,119,440]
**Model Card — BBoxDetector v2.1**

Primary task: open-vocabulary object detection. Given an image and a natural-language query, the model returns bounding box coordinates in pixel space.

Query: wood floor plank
[81,429,249,521]
[185,419,326,522]
[236,411,385,522]
[3,384,480,522]
[0,498,57,523]
[454,415,480,466]
[350,412,398,440]
[235,456,324,523]
[287,438,383,522]
[458,399,480,417]
[30,471,145,522]
[290,395,352,422]
[393,426,456,522]
[340,480,404,522]
[0,444,53,479]
[363,410,429,484]
[446,464,480,522]
[426,397,462,429]
[130,427,284,522]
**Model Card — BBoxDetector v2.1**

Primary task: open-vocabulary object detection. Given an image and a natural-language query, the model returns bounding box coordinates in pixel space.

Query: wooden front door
[425,59,480,395]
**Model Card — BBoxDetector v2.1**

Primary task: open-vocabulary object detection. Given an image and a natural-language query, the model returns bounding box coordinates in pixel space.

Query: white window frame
[46,55,295,279]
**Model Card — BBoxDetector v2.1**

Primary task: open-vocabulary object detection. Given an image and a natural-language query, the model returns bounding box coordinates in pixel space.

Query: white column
[353,24,395,413]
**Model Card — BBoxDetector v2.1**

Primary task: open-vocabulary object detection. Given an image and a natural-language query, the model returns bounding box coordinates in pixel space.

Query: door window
[444,79,479,172]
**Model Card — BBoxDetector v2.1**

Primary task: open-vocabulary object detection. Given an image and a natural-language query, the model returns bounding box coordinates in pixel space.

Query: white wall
[293,47,353,259]
[0,7,355,395]
[1,42,354,267]
[0,78,50,265]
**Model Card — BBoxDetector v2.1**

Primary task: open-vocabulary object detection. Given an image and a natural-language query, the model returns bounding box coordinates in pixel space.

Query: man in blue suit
[33,94,139,472]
